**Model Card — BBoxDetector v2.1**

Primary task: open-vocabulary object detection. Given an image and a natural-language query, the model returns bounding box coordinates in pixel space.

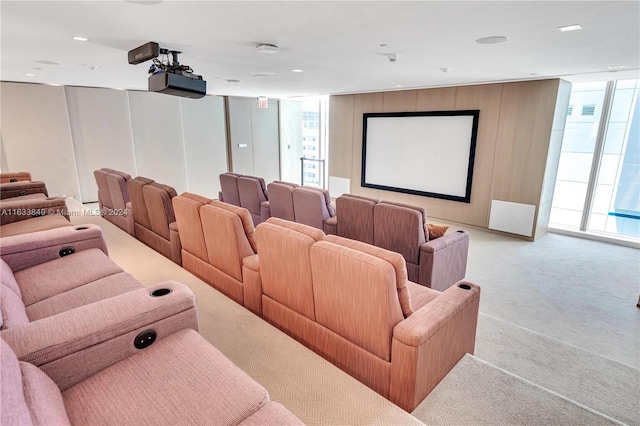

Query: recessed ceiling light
[226,79,241,84]
[34,60,59,65]
[475,36,508,44]
[395,85,404,88]
[608,65,624,71]
[73,36,89,42]
[439,67,452,73]
[25,73,36,77]
[291,69,303,73]
[558,24,582,32]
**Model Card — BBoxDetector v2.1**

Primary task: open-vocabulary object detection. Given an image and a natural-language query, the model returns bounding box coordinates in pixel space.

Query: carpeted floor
[68,199,640,425]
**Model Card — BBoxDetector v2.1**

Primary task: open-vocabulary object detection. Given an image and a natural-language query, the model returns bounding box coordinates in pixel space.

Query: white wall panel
[65,87,136,202]
[251,99,280,184]
[0,82,81,200]
[128,91,187,193]
[228,97,254,175]
[181,96,228,199]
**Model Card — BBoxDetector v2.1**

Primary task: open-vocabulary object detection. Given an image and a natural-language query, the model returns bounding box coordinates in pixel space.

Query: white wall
[0,82,81,199]
[66,87,137,202]
[227,96,280,183]
[129,91,188,194]
[181,96,228,199]
[1,82,229,202]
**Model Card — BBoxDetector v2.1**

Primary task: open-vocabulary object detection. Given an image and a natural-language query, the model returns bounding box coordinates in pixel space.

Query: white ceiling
[1,1,639,99]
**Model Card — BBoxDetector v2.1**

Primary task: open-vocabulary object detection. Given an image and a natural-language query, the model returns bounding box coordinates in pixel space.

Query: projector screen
[361,110,479,203]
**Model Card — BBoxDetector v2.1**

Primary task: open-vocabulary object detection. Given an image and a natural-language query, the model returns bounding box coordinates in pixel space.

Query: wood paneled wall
[328,79,570,239]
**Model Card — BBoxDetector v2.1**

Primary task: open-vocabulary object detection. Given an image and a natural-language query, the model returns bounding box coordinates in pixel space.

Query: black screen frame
[361,110,480,203]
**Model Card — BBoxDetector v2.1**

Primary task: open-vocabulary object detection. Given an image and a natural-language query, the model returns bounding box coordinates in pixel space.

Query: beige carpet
[412,354,623,426]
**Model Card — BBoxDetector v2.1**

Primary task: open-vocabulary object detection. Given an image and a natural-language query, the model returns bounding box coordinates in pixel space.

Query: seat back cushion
[238,177,268,218]
[127,177,153,228]
[172,194,209,261]
[336,195,377,245]
[143,184,177,240]
[310,241,404,361]
[292,187,330,230]
[266,182,296,221]
[219,173,241,206]
[105,173,129,211]
[200,204,254,282]
[210,201,258,252]
[374,202,426,264]
[1,284,29,330]
[256,221,318,320]
[1,338,70,426]
[324,235,414,317]
[20,362,71,425]
[93,169,113,208]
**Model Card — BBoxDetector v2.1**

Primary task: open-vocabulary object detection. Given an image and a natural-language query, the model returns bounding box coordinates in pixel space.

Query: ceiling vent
[255,43,280,54]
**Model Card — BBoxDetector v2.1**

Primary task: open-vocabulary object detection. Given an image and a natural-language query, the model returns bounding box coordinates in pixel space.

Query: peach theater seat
[93,168,134,235]
[1,328,302,425]
[255,218,480,412]
[127,177,182,265]
[172,194,262,314]
[0,171,32,184]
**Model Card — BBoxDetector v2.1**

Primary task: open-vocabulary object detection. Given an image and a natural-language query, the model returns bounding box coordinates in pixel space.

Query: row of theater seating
[0,178,302,424]
[0,174,70,236]
[2,169,478,413]
[219,173,470,291]
[219,172,335,229]
[326,194,470,291]
[171,191,481,412]
[93,168,469,292]
[94,168,182,264]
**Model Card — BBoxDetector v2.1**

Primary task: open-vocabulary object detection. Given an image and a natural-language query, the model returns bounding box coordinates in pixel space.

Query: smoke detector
[255,43,280,54]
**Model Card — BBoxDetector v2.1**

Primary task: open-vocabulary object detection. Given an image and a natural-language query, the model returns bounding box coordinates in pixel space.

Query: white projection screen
[362,110,479,203]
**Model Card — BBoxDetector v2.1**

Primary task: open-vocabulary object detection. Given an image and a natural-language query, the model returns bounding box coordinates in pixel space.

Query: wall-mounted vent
[582,104,596,116]
[567,105,574,116]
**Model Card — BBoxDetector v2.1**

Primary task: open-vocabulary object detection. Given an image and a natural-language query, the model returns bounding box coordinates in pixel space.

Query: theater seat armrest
[260,201,271,223]
[0,224,108,272]
[0,197,68,225]
[418,231,470,291]
[323,215,337,235]
[389,282,480,411]
[242,254,262,316]
[420,230,469,252]
[0,280,198,390]
[126,201,132,210]
[393,282,480,346]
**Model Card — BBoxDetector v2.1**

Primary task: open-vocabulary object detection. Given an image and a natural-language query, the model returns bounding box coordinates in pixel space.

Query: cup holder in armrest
[456,230,465,233]
[74,226,89,231]
[18,191,28,196]
[150,288,172,297]
[9,179,17,183]
[458,283,472,291]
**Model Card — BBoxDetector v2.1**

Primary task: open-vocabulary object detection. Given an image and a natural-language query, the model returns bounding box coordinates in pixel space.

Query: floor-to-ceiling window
[279,96,328,187]
[550,79,640,241]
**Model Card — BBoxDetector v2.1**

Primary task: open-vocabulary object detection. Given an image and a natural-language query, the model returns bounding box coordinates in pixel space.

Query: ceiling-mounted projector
[127,41,206,99]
